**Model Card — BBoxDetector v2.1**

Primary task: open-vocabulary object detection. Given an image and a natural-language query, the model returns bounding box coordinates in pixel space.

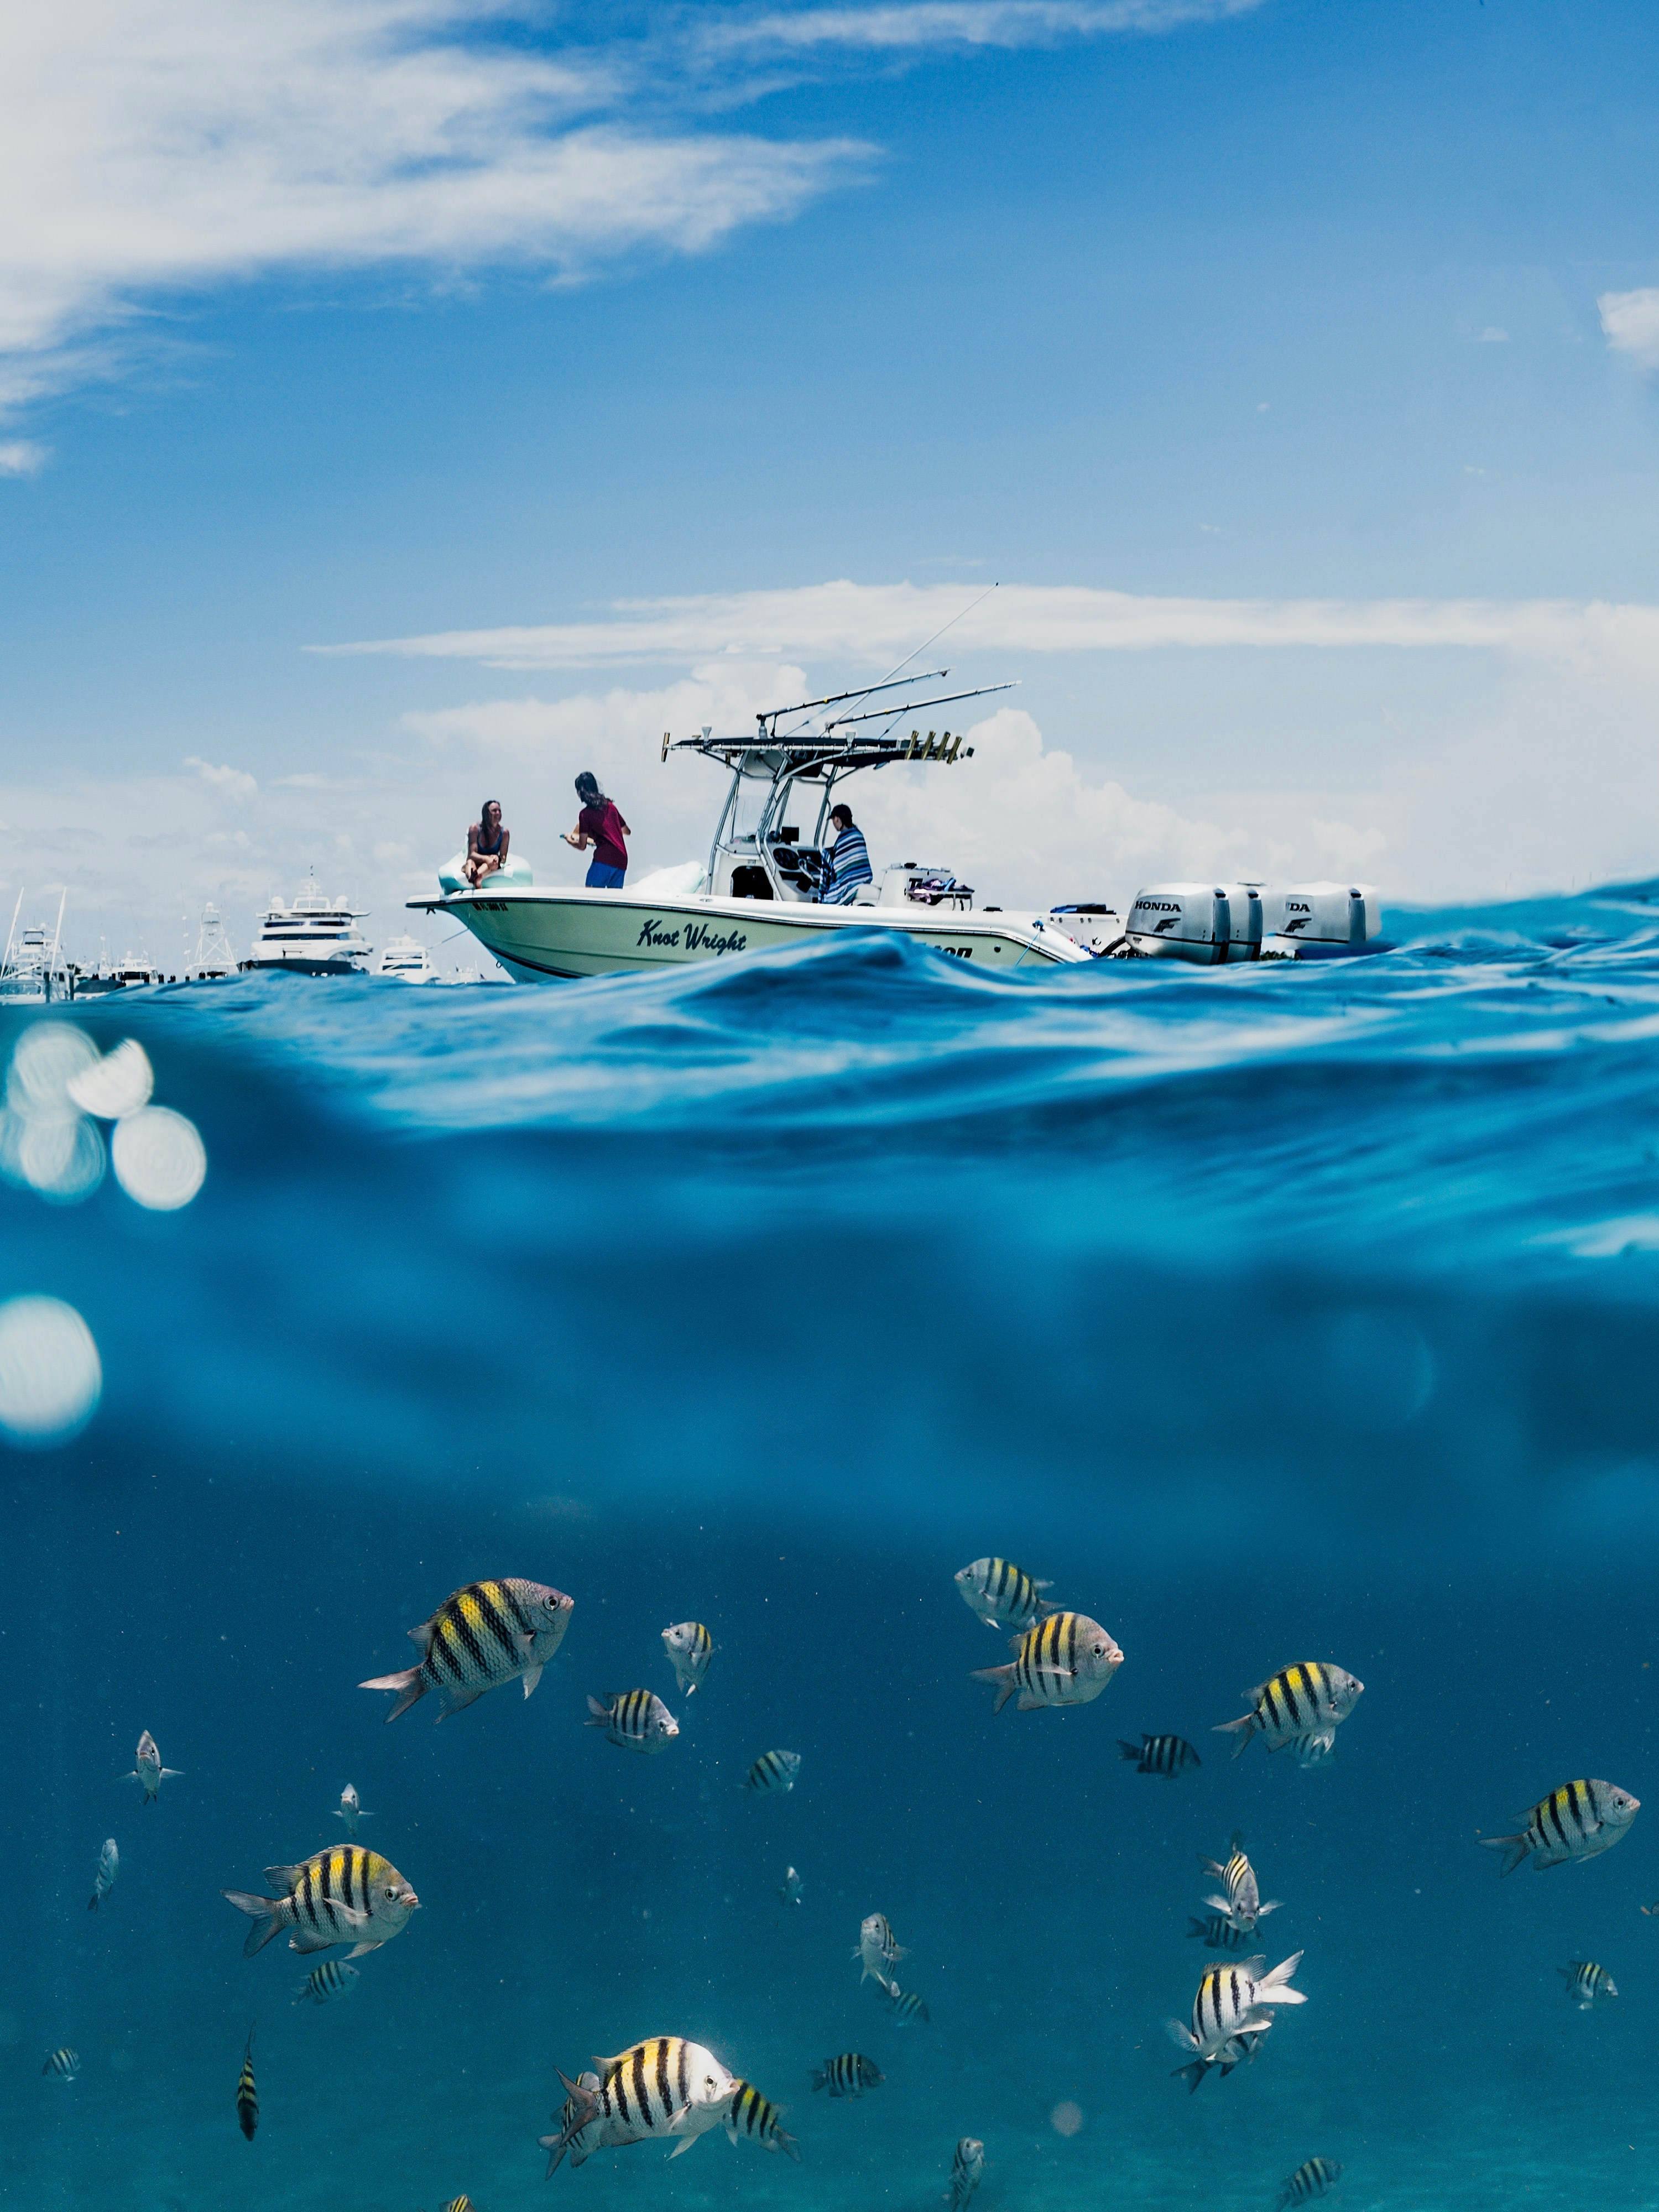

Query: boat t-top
[190,902,237,982]
[0,891,70,1003]
[414,673,1123,982]
[243,877,371,976]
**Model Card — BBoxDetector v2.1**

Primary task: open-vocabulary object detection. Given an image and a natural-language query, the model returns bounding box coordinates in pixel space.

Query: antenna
[2,888,20,973]
[49,889,66,978]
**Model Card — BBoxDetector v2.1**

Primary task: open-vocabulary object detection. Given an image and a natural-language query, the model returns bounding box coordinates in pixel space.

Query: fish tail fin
[776,2128,802,2162]
[1481,1831,1531,1877]
[1212,1714,1257,1757]
[1184,1917,1211,1939]
[585,1696,611,1725]
[359,1666,427,1723]
[1165,2020,1199,2053]
[1118,1741,1144,1762]
[1172,2060,1208,2094]
[969,1662,1018,1713]
[86,1891,98,1911]
[1256,1952,1305,2004]
[222,1889,286,1957]
[810,2069,828,2093]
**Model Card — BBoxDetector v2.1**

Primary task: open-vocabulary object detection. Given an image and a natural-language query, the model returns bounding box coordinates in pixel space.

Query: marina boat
[243,878,371,975]
[0,891,70,1002]
[72,951,163,997]
[374,935,437,983]
[190,902,237,981]
[414,675,1114,982]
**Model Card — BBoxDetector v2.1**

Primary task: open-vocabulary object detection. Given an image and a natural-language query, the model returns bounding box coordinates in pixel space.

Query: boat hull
[413,886,1090,982]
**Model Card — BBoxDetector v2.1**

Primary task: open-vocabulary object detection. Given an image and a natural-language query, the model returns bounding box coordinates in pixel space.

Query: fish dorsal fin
[263,1864,303,1891]
[1239,1955,1267,1978]
[408,1619,437,1651]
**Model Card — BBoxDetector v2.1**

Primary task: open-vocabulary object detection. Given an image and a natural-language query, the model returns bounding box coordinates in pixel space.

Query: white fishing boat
[72,951,163,997]
[374,935,437,984]
[0,892,70,1002]
[243,878,371,976]
[413,674,1113,982]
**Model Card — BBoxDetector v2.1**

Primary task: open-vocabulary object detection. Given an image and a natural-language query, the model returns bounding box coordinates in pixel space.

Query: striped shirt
[821,823,872,904]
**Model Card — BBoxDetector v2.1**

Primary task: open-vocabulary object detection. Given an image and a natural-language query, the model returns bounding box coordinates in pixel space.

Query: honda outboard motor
[1119,883,1262,964]
[1259,883,1381,957]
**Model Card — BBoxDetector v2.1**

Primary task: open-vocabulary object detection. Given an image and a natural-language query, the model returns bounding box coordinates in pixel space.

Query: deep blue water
[7,880,1659,2212]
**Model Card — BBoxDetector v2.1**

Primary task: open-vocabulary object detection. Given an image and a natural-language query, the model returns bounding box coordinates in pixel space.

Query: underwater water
[8,879,1659,2212]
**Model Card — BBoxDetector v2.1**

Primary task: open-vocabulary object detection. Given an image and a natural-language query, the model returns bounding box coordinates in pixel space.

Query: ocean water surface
[7,880,1659,2212]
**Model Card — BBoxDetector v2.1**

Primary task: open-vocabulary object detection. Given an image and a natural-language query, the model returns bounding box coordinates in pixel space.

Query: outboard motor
[1119,883,1262,964]
[1259,882,1381,957]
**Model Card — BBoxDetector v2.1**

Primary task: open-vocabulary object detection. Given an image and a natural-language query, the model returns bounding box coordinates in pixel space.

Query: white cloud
[1476,326,1509,343]
[1599,288,1659,372]
[697,0,1261,55]
[0,0,874,408]
[183,755,259,800]
[0,439,47,474]
[321,576,1659,672]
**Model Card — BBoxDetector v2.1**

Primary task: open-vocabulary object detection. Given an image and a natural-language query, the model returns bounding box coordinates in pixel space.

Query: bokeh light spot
[1050,2102,1084,2138]
[67,1039,154,1120]
[0,1297,102,1444]
[111,1106,206,1211]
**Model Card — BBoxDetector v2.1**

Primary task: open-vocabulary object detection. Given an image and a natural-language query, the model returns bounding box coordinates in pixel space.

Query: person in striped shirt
[819,805,873,904]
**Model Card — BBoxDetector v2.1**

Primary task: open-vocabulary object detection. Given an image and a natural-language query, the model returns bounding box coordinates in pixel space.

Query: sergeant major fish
[1213,1663,1364,1767]
[854,1912,906,1984]
[126,1730,180,1804]
[222,1844,420,1958]
[726,2081,801,2161]
[745,1750,801,1795]
[778,1866,804,1907]
[1199,1833,1281,1936]
[1483,1780,1640,1874]
[41,2048,80,2081]
[236,2028,258,2142]
[544,2070,603,2172]
[1166,1952,1306,2093]
[587,1690,679,1752]
[811,2053,883,2098]
[88,1838,119,1911]
[1559,1960,1618,2010]
[293,1960,362,2006]
[333,1783,373,1837]
[1276,2157,1342,2207]
[879,1981,930,2025]
[955,1558,1058,1633]
[541,2039,737,2171]
[1120,1733,1200,1778]
[360,1578,574,1723]
[946,2138,985,2211]
[1186,1913,1251,1953]
[972,1613,1123,1714]
[661,1622,714,1696]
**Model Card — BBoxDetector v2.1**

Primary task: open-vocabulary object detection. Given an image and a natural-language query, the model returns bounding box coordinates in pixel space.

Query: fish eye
[384,1885,397,1899]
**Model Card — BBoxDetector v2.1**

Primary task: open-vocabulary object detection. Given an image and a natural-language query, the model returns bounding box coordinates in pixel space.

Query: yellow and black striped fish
[1559,1960,1618,2009]
[1275,2157,1342,2207]
[661,1621,714,1696]
[292,1960,362,2006]
[1484,1779,1640,1874]
[361,1578,574,1723]
[1213,1663,1363,1766]
[1198,1832,1280,1934]
[810,2053,883,2098]
[946,2137,985,2210]
[954,1557,1058,1632]
[236,2028,258,2142]
[222,1844,420,1959]
[41,2048,80,2081]
[440,2196,476,2211]
[726,2080,802,2161]
[541,2038,736,2172]
[744,1749,801,1794]
[1186,1913,1251,1953]
[972,1612,1123,1714]
[586,1689,679,1752]
[1120,1733,1201,1777]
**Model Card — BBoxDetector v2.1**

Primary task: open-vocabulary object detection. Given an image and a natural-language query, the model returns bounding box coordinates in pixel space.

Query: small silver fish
[1559,1960,1618,2010]
[778,1866,804,1907]
[954,1557,1058,1632]
[1186,1913,1251,1953]
[854,1912,907,1984]
[1199,1833,1281,1936]
[42,2048,80,2081]
[88,1837,119,1911]
[293,1960,363,2006]
[333,1783,373,1837]
[586,1689,679,1752]
[744,1749,801,1794]
[126,1730,180,1804]
[946,2137,985,2210]
[661,1621,714,1696]
[1276,2157,1342,2207]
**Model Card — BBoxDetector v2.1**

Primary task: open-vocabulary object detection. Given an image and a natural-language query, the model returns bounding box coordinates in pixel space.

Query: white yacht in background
[74,951,162,997]
[0,891,70,1002]
[373,935,437,983]
[190,902,237,981]
[243,878,371,976]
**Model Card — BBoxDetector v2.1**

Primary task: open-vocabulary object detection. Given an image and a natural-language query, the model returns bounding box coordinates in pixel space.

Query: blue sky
[3,0,1658,958]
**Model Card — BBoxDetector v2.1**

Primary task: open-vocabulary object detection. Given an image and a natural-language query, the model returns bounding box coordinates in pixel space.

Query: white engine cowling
[1259,882,1380,955]
[1121,883,1262,964]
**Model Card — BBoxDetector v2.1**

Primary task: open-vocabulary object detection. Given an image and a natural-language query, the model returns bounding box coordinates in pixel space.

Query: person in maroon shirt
[564,771,630,887]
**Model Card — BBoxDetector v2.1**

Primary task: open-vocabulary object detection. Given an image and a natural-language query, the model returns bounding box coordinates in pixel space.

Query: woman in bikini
[464,800,510,887]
